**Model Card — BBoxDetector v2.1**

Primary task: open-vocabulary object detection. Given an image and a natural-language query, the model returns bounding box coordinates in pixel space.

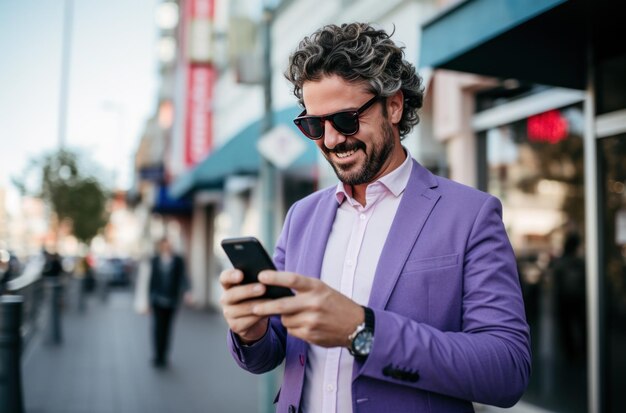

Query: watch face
[353,329,373,356]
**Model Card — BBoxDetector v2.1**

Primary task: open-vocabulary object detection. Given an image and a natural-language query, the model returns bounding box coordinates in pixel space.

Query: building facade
[421,0,626,412]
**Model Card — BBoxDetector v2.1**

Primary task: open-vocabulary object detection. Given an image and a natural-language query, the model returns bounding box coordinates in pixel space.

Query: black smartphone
[221,236,294,299]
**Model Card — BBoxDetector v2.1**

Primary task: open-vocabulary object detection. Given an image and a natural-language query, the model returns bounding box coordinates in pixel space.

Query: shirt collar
[335,147,413,205]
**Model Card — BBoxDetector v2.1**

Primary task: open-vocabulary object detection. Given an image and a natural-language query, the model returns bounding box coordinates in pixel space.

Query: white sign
[257,125,307,169]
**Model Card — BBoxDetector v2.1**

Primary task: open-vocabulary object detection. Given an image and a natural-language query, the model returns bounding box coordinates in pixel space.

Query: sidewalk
[19,286,547,413]
[21,288,262,413]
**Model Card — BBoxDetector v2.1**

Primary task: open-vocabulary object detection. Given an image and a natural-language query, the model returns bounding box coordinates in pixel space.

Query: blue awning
[419,0,588,89]
[169,106,318,199]
[153,184,192,215]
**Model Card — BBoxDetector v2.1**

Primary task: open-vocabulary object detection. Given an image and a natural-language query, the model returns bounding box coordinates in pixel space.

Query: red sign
[184,64,215,167]
[191,0,214,19]
[527,110,569,144]
[181,0,216,168]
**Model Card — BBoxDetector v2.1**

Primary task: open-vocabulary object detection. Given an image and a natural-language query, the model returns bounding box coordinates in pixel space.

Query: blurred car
[97,257,132,286]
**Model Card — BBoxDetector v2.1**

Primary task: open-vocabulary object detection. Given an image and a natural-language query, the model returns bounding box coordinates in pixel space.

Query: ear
[386,90,404,125]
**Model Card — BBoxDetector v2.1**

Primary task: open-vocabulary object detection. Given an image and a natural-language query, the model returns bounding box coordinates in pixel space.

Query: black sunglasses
[293,95,380,140]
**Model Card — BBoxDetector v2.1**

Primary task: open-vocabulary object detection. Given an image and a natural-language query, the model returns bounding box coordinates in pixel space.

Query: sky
[0,0,160,213]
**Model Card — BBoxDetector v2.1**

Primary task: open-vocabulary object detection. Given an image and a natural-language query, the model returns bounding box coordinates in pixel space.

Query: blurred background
[1,0,625,412]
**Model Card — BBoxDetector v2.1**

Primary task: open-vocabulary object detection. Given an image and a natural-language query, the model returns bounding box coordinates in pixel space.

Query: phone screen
[221,237,294,299]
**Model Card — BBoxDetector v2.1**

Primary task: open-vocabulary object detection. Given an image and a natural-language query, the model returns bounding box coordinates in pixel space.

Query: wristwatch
[348,306,375,359]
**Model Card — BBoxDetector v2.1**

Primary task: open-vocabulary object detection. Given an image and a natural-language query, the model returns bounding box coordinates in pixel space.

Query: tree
[13,149,109,245]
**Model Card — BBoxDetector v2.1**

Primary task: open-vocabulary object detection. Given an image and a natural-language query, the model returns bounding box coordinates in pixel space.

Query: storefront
[474,89,588,412]
[420,0,626,412]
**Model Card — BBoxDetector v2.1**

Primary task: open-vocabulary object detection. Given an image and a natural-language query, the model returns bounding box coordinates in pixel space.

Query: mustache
[324,140,366,154]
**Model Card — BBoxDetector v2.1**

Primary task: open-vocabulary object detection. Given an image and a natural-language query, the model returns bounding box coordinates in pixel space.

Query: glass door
[598,133,626,413]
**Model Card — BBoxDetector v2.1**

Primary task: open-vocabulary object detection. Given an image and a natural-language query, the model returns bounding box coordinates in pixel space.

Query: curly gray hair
[285,22,424,137]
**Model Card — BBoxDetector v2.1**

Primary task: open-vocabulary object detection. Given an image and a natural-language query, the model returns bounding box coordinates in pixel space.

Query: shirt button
[326,384,335,392]
[359,214,366,220]
[346,259,353,266]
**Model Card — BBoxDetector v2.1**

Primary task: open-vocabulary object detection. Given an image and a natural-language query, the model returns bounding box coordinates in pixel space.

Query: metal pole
[259,6,281,413]
[46,278,63,345]
[57,0,73,148]
[0,295,25,413]
[260,8,277,250]
[583,36,601,413]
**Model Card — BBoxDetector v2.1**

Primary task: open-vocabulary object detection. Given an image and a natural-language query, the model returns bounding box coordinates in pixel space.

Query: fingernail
[253,284,263,292]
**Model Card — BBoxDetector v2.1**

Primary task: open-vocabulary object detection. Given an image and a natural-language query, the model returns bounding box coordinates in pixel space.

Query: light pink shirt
[301,150,413,413]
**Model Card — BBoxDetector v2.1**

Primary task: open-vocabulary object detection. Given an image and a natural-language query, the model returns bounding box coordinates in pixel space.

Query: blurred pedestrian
[148,237,191,368]
[220,22,530,412]
[42,248,63,279]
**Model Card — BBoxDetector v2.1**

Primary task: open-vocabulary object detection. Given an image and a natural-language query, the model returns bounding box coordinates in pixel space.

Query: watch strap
[348,306,375,359]
[363,306,375,334]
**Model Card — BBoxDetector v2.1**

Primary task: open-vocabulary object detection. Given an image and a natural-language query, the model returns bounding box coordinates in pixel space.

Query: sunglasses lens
[331,112,358,135]
[300,118,324,139]
[294,105,364,139]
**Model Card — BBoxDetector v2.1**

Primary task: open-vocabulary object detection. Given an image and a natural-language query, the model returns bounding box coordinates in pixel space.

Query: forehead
[302,75,371,115]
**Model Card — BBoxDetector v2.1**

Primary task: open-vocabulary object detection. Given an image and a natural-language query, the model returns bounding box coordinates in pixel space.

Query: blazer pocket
[402,253,459,273]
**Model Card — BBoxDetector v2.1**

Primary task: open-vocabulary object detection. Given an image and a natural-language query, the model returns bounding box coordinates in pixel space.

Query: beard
[322,120,396,186]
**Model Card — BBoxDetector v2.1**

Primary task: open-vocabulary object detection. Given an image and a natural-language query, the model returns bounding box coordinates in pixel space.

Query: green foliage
[13,149,110,244]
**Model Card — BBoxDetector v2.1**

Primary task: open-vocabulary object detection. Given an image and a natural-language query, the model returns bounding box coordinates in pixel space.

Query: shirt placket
[321,203,374,413]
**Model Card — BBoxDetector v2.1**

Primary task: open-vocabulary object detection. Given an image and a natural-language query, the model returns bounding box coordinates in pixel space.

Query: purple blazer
[228,160,531,413]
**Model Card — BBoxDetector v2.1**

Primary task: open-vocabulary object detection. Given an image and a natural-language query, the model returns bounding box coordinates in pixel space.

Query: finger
[222,298,268,320]
[279,311,310,330]
[219,269,244,289]
[258,270,314,292]
[221,283,267,305]
[253,295,302,317]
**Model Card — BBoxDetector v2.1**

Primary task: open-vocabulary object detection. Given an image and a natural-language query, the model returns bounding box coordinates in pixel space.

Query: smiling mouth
[329,140,364,160]
[335,148,358,158]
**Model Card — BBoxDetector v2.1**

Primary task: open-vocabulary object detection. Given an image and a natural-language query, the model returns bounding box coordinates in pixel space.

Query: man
[149,237,189,368]
[220,23,530,412]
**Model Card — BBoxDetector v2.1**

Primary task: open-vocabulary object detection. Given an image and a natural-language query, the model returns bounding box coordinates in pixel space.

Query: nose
[322,120,346,150]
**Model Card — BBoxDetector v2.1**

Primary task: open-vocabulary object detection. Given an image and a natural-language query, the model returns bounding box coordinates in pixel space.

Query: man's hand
[252,270,364,348]
[219,269,271,344]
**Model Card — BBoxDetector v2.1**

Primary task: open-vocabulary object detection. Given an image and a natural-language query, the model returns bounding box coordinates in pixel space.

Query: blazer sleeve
[356,196,531,408]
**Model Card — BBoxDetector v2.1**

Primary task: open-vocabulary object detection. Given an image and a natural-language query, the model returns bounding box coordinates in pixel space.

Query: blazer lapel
[299,189,338,280]
[368,160,441,309]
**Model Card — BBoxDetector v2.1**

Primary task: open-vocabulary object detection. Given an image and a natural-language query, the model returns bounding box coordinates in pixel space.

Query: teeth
[336,149,356,158]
